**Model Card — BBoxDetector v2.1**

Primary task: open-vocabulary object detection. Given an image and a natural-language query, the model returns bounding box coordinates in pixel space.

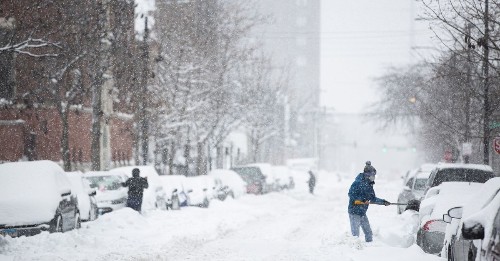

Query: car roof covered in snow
[83,170,126,178]
[415,170,432,179]
[0,160,71,225]
[435,163,493,172]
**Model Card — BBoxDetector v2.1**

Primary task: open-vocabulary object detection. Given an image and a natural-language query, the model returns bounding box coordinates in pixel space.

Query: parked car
[0,161,80,237]
[65,171,98,222]
[397,165,434,214]
[183,176,212,208]
[208,169,247,199]
[158,175,189,210]
[111,166,168,211]
[417,182,485,254]
[443,177,500,261]
[461,190,500,261]
[231,166,267,194]
[424,163,495,194]
[402,163,436,184]
[83,171,128,215]
[272,165,295,190]
[247,163,277,192]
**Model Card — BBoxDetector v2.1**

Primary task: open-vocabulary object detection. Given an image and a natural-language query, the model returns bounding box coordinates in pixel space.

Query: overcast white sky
[320,0,437,113]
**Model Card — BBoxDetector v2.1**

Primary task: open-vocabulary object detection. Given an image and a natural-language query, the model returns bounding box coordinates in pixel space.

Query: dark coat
[308,172,316,188]
[348,173,385,216]
[122,176,149,198]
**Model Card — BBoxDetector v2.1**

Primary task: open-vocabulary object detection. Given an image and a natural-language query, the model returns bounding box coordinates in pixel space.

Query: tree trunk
[482,0,491,165]
[169,141,175,175]
[61,108,71,171]
[196,141,206,176]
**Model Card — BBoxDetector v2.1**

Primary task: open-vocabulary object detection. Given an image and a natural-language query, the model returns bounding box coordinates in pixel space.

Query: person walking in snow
[122,168,149,212]
[347,162,389,242]
[308,170,316,194]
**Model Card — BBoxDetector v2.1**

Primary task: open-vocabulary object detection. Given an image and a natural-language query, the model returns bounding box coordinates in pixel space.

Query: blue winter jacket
[348,173,385,216]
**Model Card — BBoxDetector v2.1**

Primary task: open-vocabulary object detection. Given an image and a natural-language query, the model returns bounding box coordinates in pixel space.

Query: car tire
[202,198,209,208]
[172,198,180,210]
[74,212,81,229]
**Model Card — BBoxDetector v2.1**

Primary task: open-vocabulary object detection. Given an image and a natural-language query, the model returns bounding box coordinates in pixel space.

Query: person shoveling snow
[348,161,390,242]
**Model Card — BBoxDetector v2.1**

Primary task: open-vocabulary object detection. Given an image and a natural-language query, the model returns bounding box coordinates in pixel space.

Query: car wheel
[172,198,180,210]
[74,212,81,229]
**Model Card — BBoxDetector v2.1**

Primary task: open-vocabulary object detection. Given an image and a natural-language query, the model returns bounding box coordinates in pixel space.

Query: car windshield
[413,178,427,191]
[85,175,123,191]
[231,167,264,184]
[432,168,495,187]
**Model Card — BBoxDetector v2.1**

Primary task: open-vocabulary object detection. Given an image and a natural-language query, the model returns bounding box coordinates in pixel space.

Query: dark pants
[309,185,315,194]
[127,195,143,212]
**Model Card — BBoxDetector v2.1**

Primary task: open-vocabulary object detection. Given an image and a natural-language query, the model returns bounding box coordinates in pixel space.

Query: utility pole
[91,0,113,170]
[140,17,150,165]
[464,23,473,163]
[482,0,491,165]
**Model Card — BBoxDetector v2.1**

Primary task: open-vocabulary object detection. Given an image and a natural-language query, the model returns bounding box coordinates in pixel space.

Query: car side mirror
[187,189,193,193]
[172,188,178,193]
[443,214,452,224]
[462,223,485,240]
[203,188,208,192]
[448,207,463,219]
[89,189,97,196]
[403,186,411,192]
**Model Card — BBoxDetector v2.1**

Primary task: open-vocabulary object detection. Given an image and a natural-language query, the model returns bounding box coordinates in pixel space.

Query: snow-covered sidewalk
[0,174,443,261]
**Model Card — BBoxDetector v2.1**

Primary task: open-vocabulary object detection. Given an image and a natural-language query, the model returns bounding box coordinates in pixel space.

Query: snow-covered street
[0,173,442,261]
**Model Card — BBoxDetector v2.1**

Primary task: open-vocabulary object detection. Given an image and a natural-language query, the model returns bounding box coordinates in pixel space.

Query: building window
[0,18,16,100]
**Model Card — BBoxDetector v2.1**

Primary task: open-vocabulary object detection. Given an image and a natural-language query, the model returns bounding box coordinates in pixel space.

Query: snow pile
[378,210,420,247]
[208,169,247,198]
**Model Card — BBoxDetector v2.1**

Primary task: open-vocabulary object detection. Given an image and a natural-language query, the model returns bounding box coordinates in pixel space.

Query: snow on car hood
[0,161,68,226]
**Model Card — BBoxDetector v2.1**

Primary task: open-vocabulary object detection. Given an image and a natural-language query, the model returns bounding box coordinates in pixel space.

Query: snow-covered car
[272,165,294,190]
[417,182,483,254]
[424,163,494,194]
[158,175,189,210]
[83,171,128,215]
[397,165,434,214]
[65,171,98,222]
[247,163,278,192]
[111,166,168,211]
[183,176,213,208]
[0,161,80,237]
[444,177,500,261]
[461,190,500,261]
[231,166,267,194]
[208,169,247,199]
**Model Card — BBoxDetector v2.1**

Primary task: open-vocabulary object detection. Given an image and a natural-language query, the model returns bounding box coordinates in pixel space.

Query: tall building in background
[254,0,321,162]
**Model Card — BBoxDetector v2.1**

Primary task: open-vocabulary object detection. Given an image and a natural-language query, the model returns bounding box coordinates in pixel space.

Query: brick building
[0,0,139,170]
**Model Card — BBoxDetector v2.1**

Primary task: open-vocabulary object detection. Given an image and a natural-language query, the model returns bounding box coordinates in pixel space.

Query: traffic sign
[494,137,500,154]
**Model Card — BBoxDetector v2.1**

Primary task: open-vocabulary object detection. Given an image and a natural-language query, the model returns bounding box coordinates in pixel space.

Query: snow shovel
[354,200,407,206]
